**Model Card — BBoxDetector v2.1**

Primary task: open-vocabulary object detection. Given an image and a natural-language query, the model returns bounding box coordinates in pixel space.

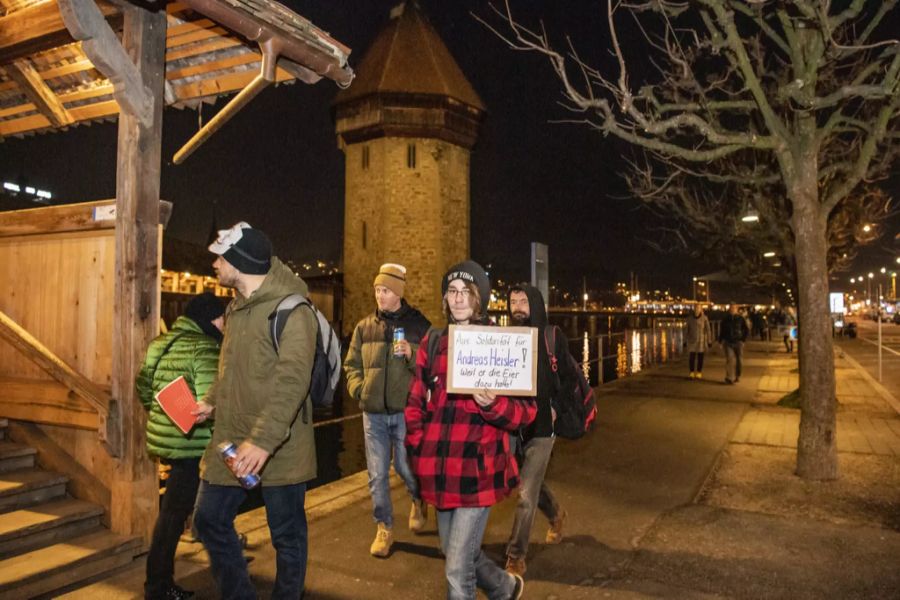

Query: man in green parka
[192,222,317,599]
[137,292,225,600]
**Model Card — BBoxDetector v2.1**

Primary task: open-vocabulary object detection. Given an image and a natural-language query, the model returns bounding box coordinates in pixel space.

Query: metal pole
[598,334,604,384]
[878,284,883,382]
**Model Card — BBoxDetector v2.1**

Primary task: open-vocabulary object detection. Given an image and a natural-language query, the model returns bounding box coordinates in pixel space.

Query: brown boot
[546,509,567,544]
[409,499,427,533]
[369,522,393,557]
[505,555,526,577]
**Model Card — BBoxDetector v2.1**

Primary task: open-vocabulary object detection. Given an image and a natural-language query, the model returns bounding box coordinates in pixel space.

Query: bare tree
[483,0,900,479]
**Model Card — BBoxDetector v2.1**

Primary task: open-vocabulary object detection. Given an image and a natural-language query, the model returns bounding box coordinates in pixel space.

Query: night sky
[1,0,896,296]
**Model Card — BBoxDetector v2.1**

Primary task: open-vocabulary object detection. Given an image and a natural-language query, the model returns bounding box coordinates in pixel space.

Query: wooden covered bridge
[0,0,352,596]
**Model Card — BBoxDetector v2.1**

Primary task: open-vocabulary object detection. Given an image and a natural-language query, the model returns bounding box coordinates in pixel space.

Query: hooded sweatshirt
[200,257,318,486]
[508,285,576,440]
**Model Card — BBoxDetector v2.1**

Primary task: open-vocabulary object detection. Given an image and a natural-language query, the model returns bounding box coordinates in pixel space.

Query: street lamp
[763,251,776,258]
[741,209,759,223]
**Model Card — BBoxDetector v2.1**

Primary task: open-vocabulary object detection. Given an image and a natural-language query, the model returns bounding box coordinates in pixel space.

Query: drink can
[217,441,260,489]
[393,327,405,356]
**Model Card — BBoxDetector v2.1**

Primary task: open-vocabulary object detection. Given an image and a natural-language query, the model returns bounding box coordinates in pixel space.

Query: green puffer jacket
[136,316,219,459]
[200,257,318,486]
[344,301,431,414]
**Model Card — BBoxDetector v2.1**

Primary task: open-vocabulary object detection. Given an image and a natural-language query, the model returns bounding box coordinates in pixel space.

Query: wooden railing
[0,309,120,457]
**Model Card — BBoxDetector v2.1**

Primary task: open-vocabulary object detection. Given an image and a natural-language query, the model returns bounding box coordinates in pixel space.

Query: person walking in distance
[719,303,749,384]
[685,305,713,380]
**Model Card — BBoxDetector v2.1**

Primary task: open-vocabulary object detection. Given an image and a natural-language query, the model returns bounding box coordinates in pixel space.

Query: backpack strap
[422,326,445,391]
[543,325,559,373]
[269,294,313,353]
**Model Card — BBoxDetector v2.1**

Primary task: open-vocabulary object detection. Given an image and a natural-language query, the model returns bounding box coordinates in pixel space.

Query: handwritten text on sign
[447,325,537,396]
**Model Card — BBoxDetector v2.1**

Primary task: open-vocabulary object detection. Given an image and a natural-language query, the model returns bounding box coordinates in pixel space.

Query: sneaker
[168,585,194,600]
[370,522,393,557]
[505,555,527,577]
[696,372,703,380]
[689,371,696,379]
[724,378,734,385]
[409,499,427,533]
[546,509,567,544]
[509,573,525,600]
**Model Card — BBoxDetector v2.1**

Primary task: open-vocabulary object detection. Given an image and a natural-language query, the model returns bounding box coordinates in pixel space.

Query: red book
[154,376,199,435]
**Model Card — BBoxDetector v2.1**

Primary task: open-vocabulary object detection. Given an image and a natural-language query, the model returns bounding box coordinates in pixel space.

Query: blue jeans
[437,507,516,600]
[363,411,420,526]
[194,480,308,600]
[506,436,560,560]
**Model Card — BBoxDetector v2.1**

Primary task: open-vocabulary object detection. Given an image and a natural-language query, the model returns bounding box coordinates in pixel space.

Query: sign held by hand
[447,325,537,396]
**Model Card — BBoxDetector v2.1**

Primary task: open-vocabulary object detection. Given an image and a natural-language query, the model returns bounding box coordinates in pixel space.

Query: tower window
[362,220,367,249]
[407,143,416,169]
[361,145,370,170]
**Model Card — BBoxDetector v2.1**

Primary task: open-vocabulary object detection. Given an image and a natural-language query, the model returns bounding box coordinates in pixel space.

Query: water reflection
[616,341,627,378]
[582,331,591,379]
[631,331,643,374]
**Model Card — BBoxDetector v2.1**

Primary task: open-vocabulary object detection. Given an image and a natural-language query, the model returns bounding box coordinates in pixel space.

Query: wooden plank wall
[0,229,116,384]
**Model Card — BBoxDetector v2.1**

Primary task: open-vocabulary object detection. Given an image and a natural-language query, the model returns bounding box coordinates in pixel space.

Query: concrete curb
[839,349,900,416]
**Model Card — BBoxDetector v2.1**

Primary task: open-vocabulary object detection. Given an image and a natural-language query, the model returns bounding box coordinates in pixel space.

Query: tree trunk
[791,175,838,480]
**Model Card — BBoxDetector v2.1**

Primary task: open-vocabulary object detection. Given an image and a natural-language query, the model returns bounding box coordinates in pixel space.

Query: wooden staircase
[0,418,142,599]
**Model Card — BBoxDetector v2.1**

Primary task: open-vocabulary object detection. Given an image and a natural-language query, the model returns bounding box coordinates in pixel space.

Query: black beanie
[185,292,226,341]
[443,260,492,318]
[208,222,272,275]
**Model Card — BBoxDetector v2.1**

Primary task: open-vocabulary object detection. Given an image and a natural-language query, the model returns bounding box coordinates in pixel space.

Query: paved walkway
[63,340,900,599]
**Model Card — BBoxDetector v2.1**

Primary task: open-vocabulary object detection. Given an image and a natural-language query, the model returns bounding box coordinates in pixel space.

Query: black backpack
[544,325,597,440]
[268,294,342,420]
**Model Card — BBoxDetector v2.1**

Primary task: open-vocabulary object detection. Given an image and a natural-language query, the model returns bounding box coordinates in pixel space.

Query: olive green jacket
[200,257,318,486]
[343,302,431,414]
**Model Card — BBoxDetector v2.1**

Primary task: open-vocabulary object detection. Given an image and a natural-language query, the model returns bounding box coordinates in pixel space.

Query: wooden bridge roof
[0,0,353,139]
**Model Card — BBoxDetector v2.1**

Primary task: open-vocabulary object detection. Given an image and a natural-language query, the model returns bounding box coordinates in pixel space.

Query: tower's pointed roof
[335,2,484,111]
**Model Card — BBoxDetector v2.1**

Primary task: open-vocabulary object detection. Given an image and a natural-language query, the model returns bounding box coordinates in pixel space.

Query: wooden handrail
[0,309,120,456]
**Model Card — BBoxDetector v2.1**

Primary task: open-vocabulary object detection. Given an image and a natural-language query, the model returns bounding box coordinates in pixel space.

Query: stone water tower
[333,2,485,334]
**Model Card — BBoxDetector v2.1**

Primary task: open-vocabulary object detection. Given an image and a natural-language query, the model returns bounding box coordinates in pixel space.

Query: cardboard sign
[447,325,537,396]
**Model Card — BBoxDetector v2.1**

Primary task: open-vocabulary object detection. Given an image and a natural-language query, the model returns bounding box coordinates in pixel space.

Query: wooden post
[110,3,166,543]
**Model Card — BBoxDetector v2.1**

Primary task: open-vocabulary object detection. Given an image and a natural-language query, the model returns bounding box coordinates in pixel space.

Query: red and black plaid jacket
[405,331,537,509]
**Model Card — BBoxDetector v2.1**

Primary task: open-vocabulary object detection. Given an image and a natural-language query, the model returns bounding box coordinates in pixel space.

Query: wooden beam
[0,377,99,431]
[0,310,112,421]
[58,0,153,126]
[5,59,74,127]
[0,199,171,238]
[110,2,165,544]
[0,0,120,65]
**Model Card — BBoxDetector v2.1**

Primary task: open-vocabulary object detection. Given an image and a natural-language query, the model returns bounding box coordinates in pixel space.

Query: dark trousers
[724,341,744,382]
[195,480,308,600]
[146,457,200,598]
[689,352,705,372]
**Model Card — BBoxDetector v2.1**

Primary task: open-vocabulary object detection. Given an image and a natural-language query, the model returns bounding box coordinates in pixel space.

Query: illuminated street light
[863,224,872,233]
[869,272,874,279]
[850,278,856,283]
[880,267,886,274]
[763,251,776,258]
[741,209,759,223]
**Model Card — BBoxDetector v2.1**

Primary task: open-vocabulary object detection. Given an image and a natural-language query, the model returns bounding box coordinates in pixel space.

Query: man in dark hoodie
[504,284,574,577]
[344,263,431,557]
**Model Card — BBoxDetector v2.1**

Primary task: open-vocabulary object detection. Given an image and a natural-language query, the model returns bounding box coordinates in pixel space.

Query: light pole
[692,276,697,302]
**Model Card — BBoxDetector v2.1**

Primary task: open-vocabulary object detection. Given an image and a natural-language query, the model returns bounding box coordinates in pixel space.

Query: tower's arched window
[362,145,370,170]
[407,143,416,169]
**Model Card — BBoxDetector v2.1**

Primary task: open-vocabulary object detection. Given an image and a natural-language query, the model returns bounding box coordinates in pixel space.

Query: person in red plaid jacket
[405,261,536,600]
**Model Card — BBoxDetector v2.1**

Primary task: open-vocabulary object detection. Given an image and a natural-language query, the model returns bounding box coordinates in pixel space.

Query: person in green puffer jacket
[136,292,225,600]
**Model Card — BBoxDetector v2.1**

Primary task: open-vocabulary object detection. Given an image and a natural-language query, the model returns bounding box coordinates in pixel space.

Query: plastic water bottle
[217,441,260,489]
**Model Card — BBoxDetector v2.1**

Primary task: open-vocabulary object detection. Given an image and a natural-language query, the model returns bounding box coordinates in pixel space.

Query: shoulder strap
[544,325,559,373]
[423,326,445,390]
[269,294,312,353]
